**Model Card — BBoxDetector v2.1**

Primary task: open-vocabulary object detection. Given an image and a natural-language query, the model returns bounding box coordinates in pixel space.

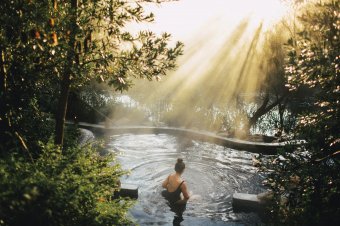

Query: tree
[0,1,182,225]
[49,0,183,146]
[0,0,55,154]
[261,1,340,225]
[242,27,290,134]
[0,0,182,147]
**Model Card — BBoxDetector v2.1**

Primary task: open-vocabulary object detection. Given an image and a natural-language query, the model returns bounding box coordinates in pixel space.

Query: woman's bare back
[166,173,183,192]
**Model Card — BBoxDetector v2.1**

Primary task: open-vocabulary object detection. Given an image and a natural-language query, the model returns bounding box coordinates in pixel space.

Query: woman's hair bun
[175,158,185,173]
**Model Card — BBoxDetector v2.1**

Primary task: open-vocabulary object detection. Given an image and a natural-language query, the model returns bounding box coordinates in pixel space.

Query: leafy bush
[259,1,340,225]
[260,147,340,225]
[0,141,135,226]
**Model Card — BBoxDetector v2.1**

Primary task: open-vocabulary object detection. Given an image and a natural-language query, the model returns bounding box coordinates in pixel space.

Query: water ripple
[107,133,264,225]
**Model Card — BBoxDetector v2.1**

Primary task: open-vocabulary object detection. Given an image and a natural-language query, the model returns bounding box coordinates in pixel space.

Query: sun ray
[123,0,291,129]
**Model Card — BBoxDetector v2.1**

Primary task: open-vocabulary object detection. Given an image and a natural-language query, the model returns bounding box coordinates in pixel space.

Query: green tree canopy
[261,1,340,225]
[0,1,183,225]
[0,0,183,147]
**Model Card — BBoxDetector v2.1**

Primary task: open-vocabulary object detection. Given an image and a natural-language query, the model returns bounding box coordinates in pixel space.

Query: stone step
[232,192,271,212]
[115,183,139,199]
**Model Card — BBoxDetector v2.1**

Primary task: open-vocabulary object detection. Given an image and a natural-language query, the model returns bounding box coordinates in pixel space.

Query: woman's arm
[181,182,190,200]
[176,182,190,205]
[162,175,169,188]
[175,182,190,205]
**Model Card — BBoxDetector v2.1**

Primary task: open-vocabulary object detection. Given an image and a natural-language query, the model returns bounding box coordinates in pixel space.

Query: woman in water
[162,158,190,225]
[162,158,190,204]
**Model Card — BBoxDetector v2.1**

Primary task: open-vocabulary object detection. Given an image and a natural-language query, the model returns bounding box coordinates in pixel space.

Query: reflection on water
[107,134,265,225]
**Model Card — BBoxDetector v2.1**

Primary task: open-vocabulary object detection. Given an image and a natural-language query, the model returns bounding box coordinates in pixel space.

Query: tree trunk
[248,94,270,128]
[0,48,6,117]
[278,98,287,132]
[247,94,286,131]
[54,0,78,146]
[0,47,10,145]
[54,76,71,145]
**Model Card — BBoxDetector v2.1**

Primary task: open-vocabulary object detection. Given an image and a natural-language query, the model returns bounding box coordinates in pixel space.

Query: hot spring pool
[106,133,265,225]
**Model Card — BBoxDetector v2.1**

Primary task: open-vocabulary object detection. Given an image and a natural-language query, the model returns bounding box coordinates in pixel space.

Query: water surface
[107,134,264,225]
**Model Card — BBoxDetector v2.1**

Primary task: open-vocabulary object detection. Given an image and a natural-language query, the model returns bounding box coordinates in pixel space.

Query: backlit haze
[120,0,293,129]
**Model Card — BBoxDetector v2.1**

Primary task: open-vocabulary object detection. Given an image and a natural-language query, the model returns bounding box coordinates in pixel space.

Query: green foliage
[260,149,340,226]
[0,141,134,226]
[0,0,56,151]
[255,106,297,135]
[0,0,183,145]
[260,1,340,225]
[43,0,184,91]
[0,0,182,225]
[284,0,339,160]
[67,84,113,123]
[285,0,339,154]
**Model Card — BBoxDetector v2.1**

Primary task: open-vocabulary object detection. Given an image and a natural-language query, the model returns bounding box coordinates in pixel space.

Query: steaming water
[107,133,265,225]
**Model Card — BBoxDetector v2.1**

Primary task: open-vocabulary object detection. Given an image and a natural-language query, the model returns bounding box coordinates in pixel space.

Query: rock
[232,193,262,212]
[78,128,95,146]
[115,183,139,199]
[232,191,272,212]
